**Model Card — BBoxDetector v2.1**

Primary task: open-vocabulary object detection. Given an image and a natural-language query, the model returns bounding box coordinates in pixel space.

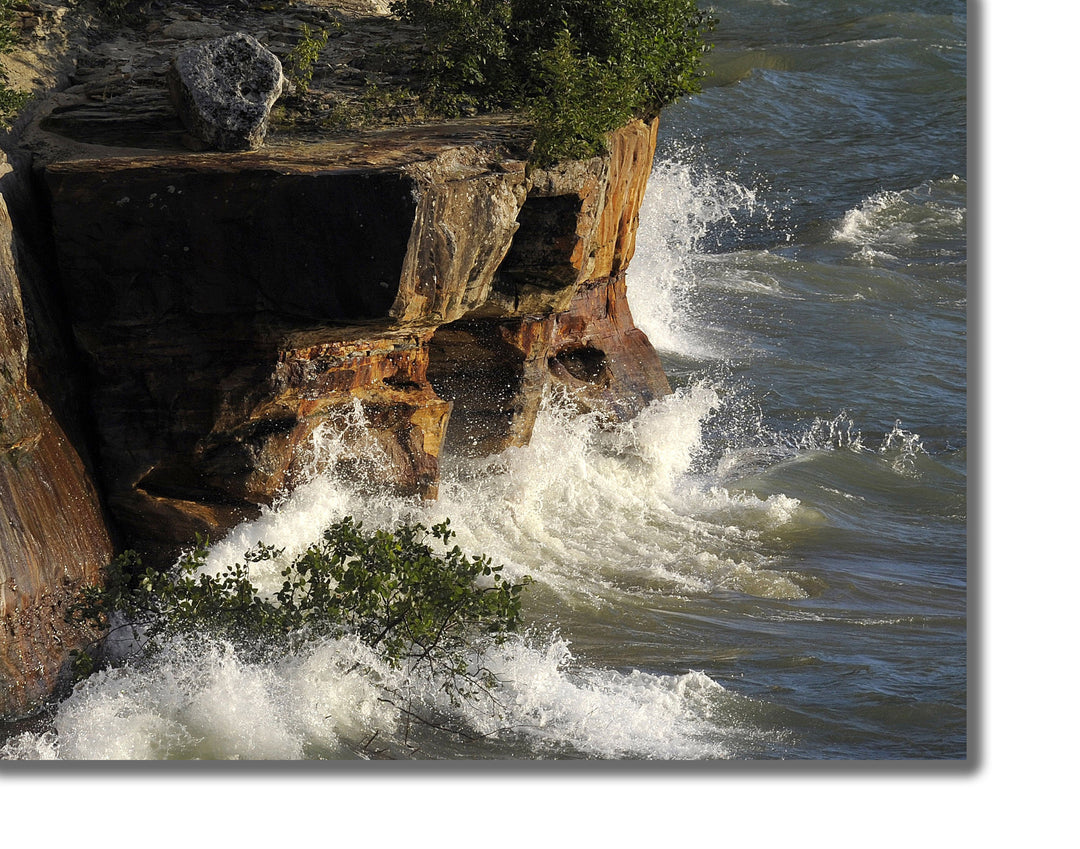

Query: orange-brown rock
[1,165,113,719]
[430,118,669,455]
[0,414,114,717]
[482,118,659,317]
[428,315,555,456]
[30,103,667,558]
[0,2,671,721]
[428,271,669,456]
[548,273,671,421]
[32,115,530,552]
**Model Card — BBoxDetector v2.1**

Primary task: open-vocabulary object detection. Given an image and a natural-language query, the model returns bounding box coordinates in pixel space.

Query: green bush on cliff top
[0,0,31,127]
[392,0,712,164]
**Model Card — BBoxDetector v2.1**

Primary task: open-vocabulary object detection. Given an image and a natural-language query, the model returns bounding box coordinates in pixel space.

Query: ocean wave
[177,381,812,608]
[831,176,966,255]
[0,628,773,760]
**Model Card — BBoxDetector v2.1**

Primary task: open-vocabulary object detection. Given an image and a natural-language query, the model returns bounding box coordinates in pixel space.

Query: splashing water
[878,419,928,476]
[627,153,761,355]
[1,0,967,765]
[831,177,966,257]
[1,381,808,760]
[0,152,953,762]
[0,624,781,760]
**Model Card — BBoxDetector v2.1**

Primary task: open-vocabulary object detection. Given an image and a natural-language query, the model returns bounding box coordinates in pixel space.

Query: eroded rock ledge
[34,110,668,557]
[0,4,670,718]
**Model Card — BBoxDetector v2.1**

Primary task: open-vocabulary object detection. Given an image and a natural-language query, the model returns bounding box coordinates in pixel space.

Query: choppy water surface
[2,0,965,760]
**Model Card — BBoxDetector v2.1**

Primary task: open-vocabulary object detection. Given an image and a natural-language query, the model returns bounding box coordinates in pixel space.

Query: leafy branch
[285,23,335,95]
[67,518,533,715]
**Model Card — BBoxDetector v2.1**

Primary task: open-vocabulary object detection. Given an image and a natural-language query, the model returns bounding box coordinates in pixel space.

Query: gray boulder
[168,32,284,151]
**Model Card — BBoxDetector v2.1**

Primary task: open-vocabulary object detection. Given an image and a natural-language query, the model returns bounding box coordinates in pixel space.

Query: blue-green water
[2,0,965,760]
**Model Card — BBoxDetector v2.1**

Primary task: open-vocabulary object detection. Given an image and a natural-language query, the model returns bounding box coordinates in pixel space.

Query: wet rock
[1,0,671,722]
[430,119,670,454]
[428,317,555,456]
[167,32,284,151]
[34,105,666,561]
[429,274,670,457]
[486,118,661,317]
[547,274,671,421]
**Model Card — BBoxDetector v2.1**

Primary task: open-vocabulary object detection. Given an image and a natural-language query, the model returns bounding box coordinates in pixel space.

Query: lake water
[1,0,966,761]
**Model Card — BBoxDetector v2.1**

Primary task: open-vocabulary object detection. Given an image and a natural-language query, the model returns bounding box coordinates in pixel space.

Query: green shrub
[392,0,712,163]
[285,23,333,95]
[0,80,30,126]
[0,0,20,53]
[68,518,532,703]
[394,0,515,115]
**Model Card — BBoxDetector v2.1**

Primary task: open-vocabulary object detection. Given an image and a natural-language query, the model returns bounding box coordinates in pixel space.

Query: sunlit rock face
[0,1,668,719]
[34,108,666,559]
[0,158,113,720]
[430,118,670,454]
[2,19,666,714]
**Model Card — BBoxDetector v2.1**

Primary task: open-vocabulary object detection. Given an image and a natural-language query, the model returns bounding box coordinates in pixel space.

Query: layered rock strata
[1,6,670,717]
[34,112,668,560]
[430,118,669,453]
[0,157,113,719]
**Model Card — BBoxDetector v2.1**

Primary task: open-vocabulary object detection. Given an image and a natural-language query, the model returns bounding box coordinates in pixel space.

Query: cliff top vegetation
[1,0,711,163]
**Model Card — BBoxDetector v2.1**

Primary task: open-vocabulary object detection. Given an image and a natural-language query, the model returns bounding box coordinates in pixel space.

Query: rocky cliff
[0,153,113,717]
[0,0,670,719]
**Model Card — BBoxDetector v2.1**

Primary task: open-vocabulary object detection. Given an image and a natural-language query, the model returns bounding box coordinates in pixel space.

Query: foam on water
[467,636,768,758]
[430,384,808,601]
[627,152,761,356]
[831,176,966,256]
[0,1,968,763]
[209,387,700,588]
[0,630,761,760]
[1,380,809,761]
[172,382,808,604]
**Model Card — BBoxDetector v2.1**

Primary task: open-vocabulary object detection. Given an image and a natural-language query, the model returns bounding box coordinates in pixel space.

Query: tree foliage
[67,519,532,705]
[392,0,713,163]
[0,0,30,128]
[285,23,334,95]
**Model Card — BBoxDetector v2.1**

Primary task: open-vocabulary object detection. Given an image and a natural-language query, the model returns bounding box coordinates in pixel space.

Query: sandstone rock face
[430,118,669,454]
[168,32,284,151]
[0,158,113,719]
[1,2,669,721]
[31,105,667,562]
[548,273,671,421]
[37,122,529,558]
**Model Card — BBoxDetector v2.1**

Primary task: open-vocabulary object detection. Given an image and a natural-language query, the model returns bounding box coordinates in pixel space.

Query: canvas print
[0,0,965,760]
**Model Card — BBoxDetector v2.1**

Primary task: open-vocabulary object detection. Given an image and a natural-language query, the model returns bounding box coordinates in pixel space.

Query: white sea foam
[463,636,756,758]
[0,383,806,761]
[0,628,765,760]
[627,154,760,355]
[831,177,966,254]
[191,381,806,603]
[429,383,808,600]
